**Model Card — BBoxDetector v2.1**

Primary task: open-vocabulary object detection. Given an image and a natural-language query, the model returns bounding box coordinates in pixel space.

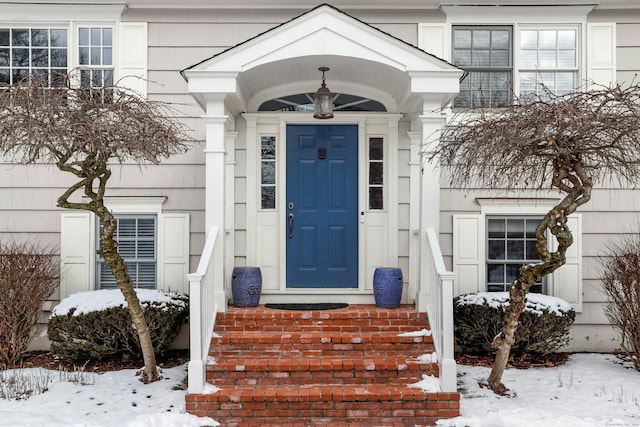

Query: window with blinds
[97,216,157,289]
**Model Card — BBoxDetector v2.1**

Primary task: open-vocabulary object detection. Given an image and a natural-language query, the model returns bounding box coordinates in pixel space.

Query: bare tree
[0,76,191,383]
[433,83,640,394]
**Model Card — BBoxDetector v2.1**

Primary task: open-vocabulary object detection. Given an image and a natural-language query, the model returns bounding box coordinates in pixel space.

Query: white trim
[103,196,166,214]
[0,3,124,22]
[477,197,561,215]
[441,5,595,24]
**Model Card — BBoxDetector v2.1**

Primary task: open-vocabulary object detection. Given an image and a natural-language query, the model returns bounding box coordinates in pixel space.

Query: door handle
[288,213,294,239]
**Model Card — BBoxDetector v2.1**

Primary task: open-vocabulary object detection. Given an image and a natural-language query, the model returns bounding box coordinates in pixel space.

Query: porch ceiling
[239,56,412,113]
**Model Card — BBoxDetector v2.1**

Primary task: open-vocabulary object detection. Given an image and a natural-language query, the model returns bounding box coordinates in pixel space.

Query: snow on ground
[0,364,217,427]
[1,353,639,426]
[439,353,640,427]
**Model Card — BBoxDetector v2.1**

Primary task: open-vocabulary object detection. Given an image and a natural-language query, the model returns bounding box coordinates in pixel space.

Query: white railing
[186,226,219,394]
[422,227,457,392]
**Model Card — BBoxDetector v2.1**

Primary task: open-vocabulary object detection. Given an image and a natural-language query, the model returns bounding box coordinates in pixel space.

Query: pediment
[183,4,458,75]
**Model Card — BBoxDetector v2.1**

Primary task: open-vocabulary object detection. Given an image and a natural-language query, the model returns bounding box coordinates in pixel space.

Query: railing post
[186,226,219,395]
[422,228,458,393]
[187,273,204,394]
[440,272,457,392]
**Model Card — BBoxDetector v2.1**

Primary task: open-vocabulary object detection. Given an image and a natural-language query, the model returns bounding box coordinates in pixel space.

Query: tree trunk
[486,159,591,394]
[99,209,160,383]
[487,284,527,394]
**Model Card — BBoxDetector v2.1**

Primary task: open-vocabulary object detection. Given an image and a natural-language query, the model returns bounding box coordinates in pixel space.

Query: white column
[225,131,238,302]
[417,109,447,312]
[407,130,421,305]
[203,99,229,312]
[419,113,446,232]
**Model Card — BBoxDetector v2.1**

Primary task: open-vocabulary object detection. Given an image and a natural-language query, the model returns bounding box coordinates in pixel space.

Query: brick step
[210,331,434,355]
[186,385,459,427]
[186,304,460,425]
[215,305,429,333]
[207,356,439,386]
[210,417,435,427]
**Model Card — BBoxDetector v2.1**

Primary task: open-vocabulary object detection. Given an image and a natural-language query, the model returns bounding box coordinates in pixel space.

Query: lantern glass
[313,85,334,119]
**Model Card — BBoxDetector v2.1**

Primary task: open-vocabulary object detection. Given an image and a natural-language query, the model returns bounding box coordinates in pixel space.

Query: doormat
[265,303,348,311]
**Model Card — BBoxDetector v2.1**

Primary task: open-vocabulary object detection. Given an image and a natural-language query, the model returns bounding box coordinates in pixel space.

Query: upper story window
[519,29,577,99]
[0,28,68,86]
[0,25,115,89]
[453,26,512,108]
[453,25,579,108]
[78,26,113,88]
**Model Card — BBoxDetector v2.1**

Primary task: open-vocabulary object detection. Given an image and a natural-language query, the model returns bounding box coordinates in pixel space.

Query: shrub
[600,235,640,371]
[0,240,59,368]
[48,289,188,361]
[454,292,575,356]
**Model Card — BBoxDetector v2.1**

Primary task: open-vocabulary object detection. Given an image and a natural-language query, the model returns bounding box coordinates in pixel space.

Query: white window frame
[95,197,164,290]
[0,26,70,86]
[75,24,116,89]
[96,214,158,290]
[516,24,581,98]
[486,215,546,294]
[420,5,593,106]
[259,134,277,211]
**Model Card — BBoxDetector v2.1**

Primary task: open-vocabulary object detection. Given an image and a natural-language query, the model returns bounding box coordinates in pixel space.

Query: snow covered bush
[0,240,59,368]
[454,292,575,356]
[47,289,188,361]
[600,243,640,371]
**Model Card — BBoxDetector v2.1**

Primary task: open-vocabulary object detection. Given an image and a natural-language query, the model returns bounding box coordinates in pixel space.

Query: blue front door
[286,124,358,288]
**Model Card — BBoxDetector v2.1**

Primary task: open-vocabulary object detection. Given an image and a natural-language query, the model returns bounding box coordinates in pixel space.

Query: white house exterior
[1,0,639,376]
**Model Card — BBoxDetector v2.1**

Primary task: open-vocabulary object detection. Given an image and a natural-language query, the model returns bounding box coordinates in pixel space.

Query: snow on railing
[186,226,219,394]
[421,228,457,392]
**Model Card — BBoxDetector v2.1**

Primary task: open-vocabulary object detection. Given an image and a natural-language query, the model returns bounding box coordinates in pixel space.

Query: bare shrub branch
[0,240,59,368]
[600,232,640,371]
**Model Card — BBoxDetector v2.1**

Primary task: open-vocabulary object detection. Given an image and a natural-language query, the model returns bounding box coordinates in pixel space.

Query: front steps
[185,305,460,426]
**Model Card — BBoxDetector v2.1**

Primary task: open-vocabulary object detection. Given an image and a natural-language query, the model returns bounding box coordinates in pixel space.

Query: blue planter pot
[232,267,262,307]
[373,267,403,308]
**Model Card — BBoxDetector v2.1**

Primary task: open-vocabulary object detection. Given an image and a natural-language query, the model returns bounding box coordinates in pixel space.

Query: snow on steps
[185,304,460,427]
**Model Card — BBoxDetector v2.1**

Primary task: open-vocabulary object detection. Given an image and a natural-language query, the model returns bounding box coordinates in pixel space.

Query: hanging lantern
[313,67,334,119]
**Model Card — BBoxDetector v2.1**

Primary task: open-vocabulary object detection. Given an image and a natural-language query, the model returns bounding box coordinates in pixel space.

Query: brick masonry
[186,305,460,427]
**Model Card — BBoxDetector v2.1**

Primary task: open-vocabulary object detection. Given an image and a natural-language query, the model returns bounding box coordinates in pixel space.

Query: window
[78,27,114,88]
[368,137,384,210]
[519,29,577,99]
[260,136,277,209]
[258,93,386,112]
[0,25,115,89]
[0,28,68,86]
[452,26,579,108]
[487,217,544,293]
[97,216,157,289]
[453,26,512,108]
